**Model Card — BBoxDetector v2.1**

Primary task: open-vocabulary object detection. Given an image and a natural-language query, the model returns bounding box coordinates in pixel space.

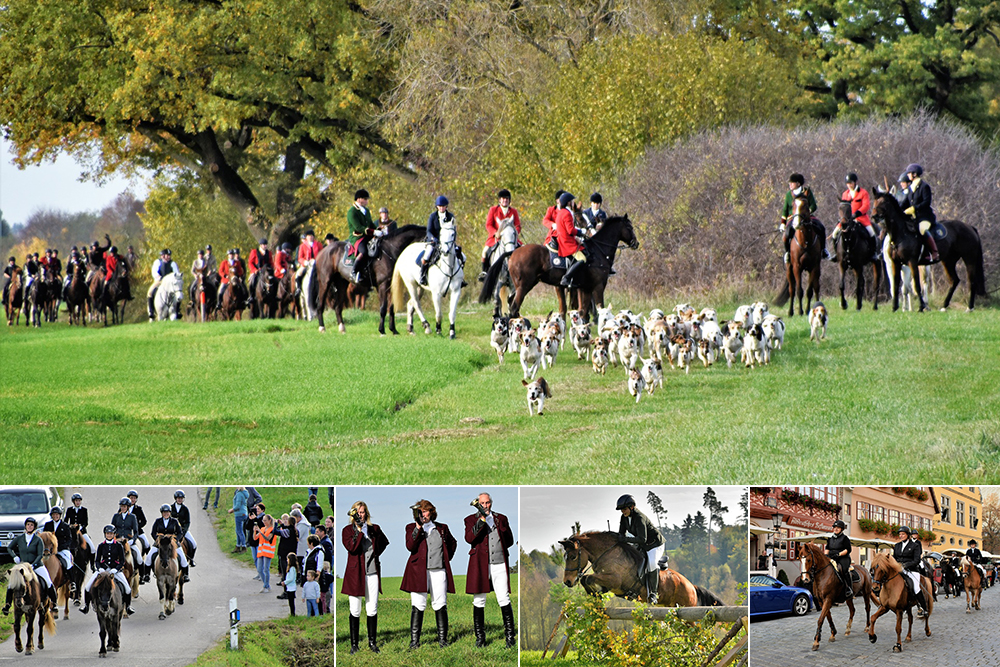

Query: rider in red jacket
[479,189,522,281]
[555,192,588,288]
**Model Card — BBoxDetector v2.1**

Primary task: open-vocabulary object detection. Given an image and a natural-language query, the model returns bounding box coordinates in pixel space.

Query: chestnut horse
[558,531,722,607]
[218,273,247,321]
[960,556,983,612]
[871,188,986,312]
[4,270,23,325]
[785,196,822,316]
[5,563,57,655]
[798,542,873,651]
[835,201,882,311]
[39,531,71,620]
[480,214,638,322]
[868,551,932,653]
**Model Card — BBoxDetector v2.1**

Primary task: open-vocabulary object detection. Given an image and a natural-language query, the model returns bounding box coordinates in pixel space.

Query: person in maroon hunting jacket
[465,492,516,649]
[401,499,457,649]
[341,501,389,655]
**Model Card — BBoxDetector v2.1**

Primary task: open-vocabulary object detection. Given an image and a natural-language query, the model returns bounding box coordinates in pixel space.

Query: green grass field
[187,614,334,667]
[2,296,999,483]
[335,574,518,666]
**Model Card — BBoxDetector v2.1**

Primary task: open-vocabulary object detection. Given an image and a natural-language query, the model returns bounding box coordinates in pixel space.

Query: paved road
[1,486,286,665]
[751,587,1000,665]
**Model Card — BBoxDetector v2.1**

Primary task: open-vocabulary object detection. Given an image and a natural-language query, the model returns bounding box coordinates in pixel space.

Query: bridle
[565,540,625,582]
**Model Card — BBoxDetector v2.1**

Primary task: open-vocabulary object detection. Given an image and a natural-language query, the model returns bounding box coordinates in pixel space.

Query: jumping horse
[868,551,932,653]
[835,201,882,311]
[798,542,873,651]
[4,563,57,655]
[871,188,986,312]
[785,196,822,316]
[558,531,722,607]
[960,556,983,613]
[480,213,638,322]
[92,571,124,657]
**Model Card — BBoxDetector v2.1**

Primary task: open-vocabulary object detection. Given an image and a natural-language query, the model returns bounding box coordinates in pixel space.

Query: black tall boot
[435,606,450,647]
[500,603,517,648]
[147,296,155,320]
[187,544,196,567]
[47,584,57,610]
[478,257,489,282]
[409,606,423,649]
[646,571,660,605]
[123,590,136,616]
[473,606,486,647]
[349,614,361,654]
[80,591,91,614]
[841,572,854,599]
[181,564,190,583]
[419,261,430,286]
[367,614,380,653]
[560,260,585,288]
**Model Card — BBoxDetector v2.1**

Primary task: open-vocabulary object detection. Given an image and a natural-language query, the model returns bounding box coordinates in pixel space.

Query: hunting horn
[471,497,488,518]
[347,506,358,519]
[410,502,422,522]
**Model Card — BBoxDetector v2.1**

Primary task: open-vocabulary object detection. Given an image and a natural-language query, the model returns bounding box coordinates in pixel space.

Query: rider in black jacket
[824,520,854,599]
[892,526,928,612]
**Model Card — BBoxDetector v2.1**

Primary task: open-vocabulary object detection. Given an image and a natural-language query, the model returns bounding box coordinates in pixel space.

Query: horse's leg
[844,596,855,636]
[431,288,443,336]
[407,281,430,334]
[840,263,848,310]
[787,266,796,317]
[892,610,904,652]
[911,260,927,311]
[377,279,390,335]
[871,258,881,310]
[334,290,347,334]
[555,286,567,323]
[890,259,902,311]
[854,266,864,311]
[25,610,34,655]
[867,603,890,643]
[940,258,960,311]
[14,608,23,652]
[813,597,833,650]
[448,281,460,339]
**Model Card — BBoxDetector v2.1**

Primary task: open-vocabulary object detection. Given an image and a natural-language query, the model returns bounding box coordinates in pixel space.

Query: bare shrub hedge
[614,113,999,301]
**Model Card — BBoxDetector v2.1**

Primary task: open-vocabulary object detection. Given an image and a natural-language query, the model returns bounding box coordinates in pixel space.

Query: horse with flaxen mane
[5,563,57,655]
[311,224,426,334]
[868,551,932,653]
[835,201,883,311]
[960,556,983,613]
[798,542,872,651]
[92,571,124,657]
[558,531,722,607]
[871,188,986,312]
[154,534,182,620]
[785,196,822,316]
[480,213,638,322]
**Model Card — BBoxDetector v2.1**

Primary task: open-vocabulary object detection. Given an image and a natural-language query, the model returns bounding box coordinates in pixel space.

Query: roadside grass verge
[186,614,334,667]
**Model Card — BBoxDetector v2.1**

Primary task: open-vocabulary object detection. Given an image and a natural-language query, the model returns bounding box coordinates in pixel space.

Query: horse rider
[892,526,929,613]
[377,207,398,236]
[62,248,85,298]
[902,163,940,264]
[895,172,912,206]
[218,248,246,306]
[65,492,97,565]
[419,195,463,287]
[831,174,880,263]
[556,192,590,289]
[402,499,458,649]
[966,538,988,583]
[22,252,39,299]
[542,190,565,251]
[47,248,62,281]
[85,234,112,282]
[465,492,516,648]
[99,245,122,304]
[294,230,323,297]
[247,238,273,307]
[582,192,608,233]
[201,244,217,274]
[274,243,292,282]
[81,524,135,616]
[42,506,75,584]
[127,489,151,554]
[479,189,522,282]
[147,248,182,321]
[125,245,137,270]
[112,497,142,569]
[779,173,830,263]
[347,189,378,284]
[824,520,854,600]
[191,248,208,279]
[2,256,18,306]
[4,517,59,611]
[171,490,198,567]
[616,494,665,605]
[144,504,191,583]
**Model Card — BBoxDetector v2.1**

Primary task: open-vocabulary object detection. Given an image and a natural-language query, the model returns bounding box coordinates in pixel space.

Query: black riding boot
[140,562,149,584]
[646,571,660,605]
[560,260,585,288]
[147,296,155,320]
[409,606,423,649]
[349,614,361,654]
[419,261,430,286]
[80,590,91,614]
[48,585,58,609]
[351,255,367,284]
[478,257,489,282]
[187,545,196,567]
[841,572,854,599]
[500,603,517,648]
[367,614,380,653]
[182,564,190,583]
[473,606,486,647]
[435,606,450,647]
[124,591,135,616]
[816,221,831,260]
[914,587,928,614]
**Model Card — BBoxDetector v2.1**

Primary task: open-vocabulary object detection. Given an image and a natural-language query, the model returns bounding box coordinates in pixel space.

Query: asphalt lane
[1,486,288,664]
[750,586,999,665]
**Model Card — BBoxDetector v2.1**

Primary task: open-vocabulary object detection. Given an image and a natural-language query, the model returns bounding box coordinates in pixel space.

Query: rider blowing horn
[892,526,928,614]
[824,520,854,600]
[616,494,665,605]
[81,524,135,616]
[3,517,58,612]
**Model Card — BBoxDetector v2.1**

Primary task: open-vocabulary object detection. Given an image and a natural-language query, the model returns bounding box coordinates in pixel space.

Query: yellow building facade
[932,486,983,551]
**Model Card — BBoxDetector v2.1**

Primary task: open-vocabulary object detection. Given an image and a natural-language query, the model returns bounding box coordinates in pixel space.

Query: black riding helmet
[103,524,116,535]
[71,493,83,501]
[24,517,37,528]
[789,173,805,186]
[174,490,186,500]
[615,494,636,510]
[590,192,603,204]
[832,520,847,529]
[127,490,138,499]
[969,539,978,546]
[159,504,171,513]
[497,188,511,200]
[49,506,63,517]
[897,525,912,536]
[118,497,131,508]
[845,173,858,184]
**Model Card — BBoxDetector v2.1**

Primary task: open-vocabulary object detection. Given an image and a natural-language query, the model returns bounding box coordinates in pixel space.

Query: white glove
[778,224,786,233]
[110,568,118,575]
[13,557,20,564]
[374,229,386,238]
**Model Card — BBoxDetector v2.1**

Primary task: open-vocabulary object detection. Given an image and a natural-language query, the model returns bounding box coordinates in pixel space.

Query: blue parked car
[750,574,813,617]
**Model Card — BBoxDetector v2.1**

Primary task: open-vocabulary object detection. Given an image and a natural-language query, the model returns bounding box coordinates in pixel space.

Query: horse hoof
[940,307,947,312]
[112,647,119,652]
[159,612,166,620]
[811,643,818,652]
[893,644,901,653]
[318,326,325,333]
[869,634,877,644]
[338,325,346,334]
[829,636,835,642]
[99,652,107,658]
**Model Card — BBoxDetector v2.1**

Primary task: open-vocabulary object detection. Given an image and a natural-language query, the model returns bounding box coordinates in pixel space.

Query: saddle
[416,245,441,267]
[549,251,569,269]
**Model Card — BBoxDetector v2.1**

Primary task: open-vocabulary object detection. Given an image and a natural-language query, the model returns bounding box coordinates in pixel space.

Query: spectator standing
[280,553,297,616]
[304,494,324,533]
[303,570,321,617]
[203,487,220,510]
[275,514,298,581]
[253,514,278,593]
[292,509,311,570]
[228,487,250,552]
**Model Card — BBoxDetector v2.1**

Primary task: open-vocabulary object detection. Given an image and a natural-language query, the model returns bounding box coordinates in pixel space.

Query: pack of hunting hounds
[492,301,829,414]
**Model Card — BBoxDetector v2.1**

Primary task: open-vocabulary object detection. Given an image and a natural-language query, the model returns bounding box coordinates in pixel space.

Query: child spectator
[303,570,321,617]
[320,562,335,614]
[280,553,297,616]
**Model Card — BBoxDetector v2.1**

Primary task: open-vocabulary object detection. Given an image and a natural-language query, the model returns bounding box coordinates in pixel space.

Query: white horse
[882,238,929,312]
[153,271,184,321]
[391,227,465,338]
[300,262,315,321]
[486,217,519,313]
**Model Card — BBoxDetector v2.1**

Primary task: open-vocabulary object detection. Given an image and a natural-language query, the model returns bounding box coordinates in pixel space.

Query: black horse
[249,262,277,319]
[871,188,986,311]
[103,264,132,325]
[835,201,883,311]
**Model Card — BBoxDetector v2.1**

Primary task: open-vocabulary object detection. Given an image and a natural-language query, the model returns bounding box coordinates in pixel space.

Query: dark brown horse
[868,551,932,653]
[25,273,44,327]
[65,260,89,326]
[154,535,182,619]
[786,196,822,316]
[103,263,132,324]
[558,531,722,607]
[960,556,983,612]
[218,273,247,321]
[249,262,277,319]
[5,563,57,655]
[871,188,986,312]
[835,201,883,311]
[481,214,638,322]
[311,224,425,334]
[92,571,124,657]
[41,266,61,323]
[4,269,24,326]
[799,542,873,651]
[275,269,299,319]
[189,270,219,322]
[68,524,93,606]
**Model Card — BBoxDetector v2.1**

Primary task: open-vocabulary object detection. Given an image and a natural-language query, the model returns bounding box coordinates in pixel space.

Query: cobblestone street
[751,588,999,665]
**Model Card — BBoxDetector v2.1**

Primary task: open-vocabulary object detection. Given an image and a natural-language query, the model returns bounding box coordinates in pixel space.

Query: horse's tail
[306,263,319,313]
[477,252,509,304]
[773,277,790,307]
[391,263,407,312]
[42,604,57,636]
[695,586,724,607]
[970,229,987,296]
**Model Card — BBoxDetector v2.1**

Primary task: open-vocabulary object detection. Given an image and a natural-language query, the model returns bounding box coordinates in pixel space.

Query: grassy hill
[2,297,999,484]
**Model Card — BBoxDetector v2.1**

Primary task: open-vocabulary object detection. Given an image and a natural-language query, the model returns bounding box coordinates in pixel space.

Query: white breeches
[473,563,510,608]
[348,573,380,617]
[905,570,921,593]
[127,542,141,565]
[34,565,53,589]
[410,569,448,611]
[918,220,932,234]
[422,242,435,262]
[184,532,196,549]
[85,569,130,595]
[646,544,664,571]
[82,533,96,552]
[137,534,151,550]
[144,546,188,567]
[147,278,162,298]
[58,549,74,569]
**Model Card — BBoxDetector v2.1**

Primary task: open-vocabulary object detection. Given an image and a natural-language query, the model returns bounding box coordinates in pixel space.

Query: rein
[567,540,625,579]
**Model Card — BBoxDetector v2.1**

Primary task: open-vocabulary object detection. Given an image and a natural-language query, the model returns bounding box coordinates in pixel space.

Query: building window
[960,539,964,546]
[951,537,955,545]
[857,501,869,521]
[889,509,900,525]
[971,506,978,530]
[941,495,951,523]
[958,501,966,527]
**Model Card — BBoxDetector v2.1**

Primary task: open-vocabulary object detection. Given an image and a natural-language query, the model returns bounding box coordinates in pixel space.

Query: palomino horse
[153,271,185,321]
[5,564,57,655]
[786,196,822,316]
[798,542,873,651]
[871,188,986,311]
[4,270,23,325]
[481,217,521,315]
[391,226,465,339]
[310,224,426,334]
[92,571,124,657]
[483,213,638,322]
[558,531,722,607]
[65,260,89,326]
[39,531,71,620]
[154,534,182,620]
[868,551,932,653]
[835,201,882,311]
[960,556,983,612]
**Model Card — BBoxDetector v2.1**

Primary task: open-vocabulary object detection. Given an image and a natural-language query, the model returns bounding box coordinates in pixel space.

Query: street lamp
[771,512,784,530]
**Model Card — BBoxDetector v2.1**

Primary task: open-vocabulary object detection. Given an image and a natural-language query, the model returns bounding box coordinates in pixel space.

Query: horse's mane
[391,224,425,237]
[569,530,644,566]
[39,531,58,551]
[872,551,902,573]
[800,541,829,562]
[9,563,35,589]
